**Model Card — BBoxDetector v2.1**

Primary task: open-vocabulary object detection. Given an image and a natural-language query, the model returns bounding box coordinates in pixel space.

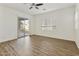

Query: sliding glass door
[18,17,29,38]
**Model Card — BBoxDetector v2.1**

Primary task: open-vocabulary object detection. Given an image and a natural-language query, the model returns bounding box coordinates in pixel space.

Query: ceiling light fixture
[24,3,43,10]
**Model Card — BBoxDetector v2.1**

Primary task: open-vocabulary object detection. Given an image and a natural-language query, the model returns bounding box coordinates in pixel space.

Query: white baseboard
[32,34,75,42]
[0,37,17,43]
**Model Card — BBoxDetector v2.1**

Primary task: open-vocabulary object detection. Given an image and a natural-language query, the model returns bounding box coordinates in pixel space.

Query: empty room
[0,3,79,56]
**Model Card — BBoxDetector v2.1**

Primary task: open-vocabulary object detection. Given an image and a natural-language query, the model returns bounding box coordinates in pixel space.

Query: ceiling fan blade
[29,7,33,9]
[35,7,39,9]
[36,3,43,6]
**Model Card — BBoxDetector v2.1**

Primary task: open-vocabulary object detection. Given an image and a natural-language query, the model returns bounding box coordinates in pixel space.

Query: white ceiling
[0,3,75,15]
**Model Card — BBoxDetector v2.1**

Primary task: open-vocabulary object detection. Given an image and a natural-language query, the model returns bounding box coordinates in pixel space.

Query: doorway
[18,17,29,38]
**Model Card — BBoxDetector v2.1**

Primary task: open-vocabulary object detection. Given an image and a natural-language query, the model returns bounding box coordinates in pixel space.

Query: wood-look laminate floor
[0,35,79,56]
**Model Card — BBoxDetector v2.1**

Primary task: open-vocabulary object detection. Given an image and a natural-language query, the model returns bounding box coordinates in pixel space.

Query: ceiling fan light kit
[29,3,43,9]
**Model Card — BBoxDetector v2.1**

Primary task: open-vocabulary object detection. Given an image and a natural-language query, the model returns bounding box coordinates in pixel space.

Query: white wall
[0,6,32,42]
[75,4,79,48]
[0,5,76,43]
[33,6,75,41]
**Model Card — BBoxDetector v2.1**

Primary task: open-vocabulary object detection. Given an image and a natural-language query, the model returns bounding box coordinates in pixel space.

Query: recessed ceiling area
[0,3,75,15]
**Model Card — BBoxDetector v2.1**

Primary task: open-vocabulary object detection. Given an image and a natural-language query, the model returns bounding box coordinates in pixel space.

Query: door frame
[17,17,29,38]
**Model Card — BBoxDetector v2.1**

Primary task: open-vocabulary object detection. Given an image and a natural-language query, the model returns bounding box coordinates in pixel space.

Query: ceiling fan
[29,3,43,9]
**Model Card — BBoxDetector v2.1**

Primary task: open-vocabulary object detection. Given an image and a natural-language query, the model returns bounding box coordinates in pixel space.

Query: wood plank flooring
[0,35,79,56]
